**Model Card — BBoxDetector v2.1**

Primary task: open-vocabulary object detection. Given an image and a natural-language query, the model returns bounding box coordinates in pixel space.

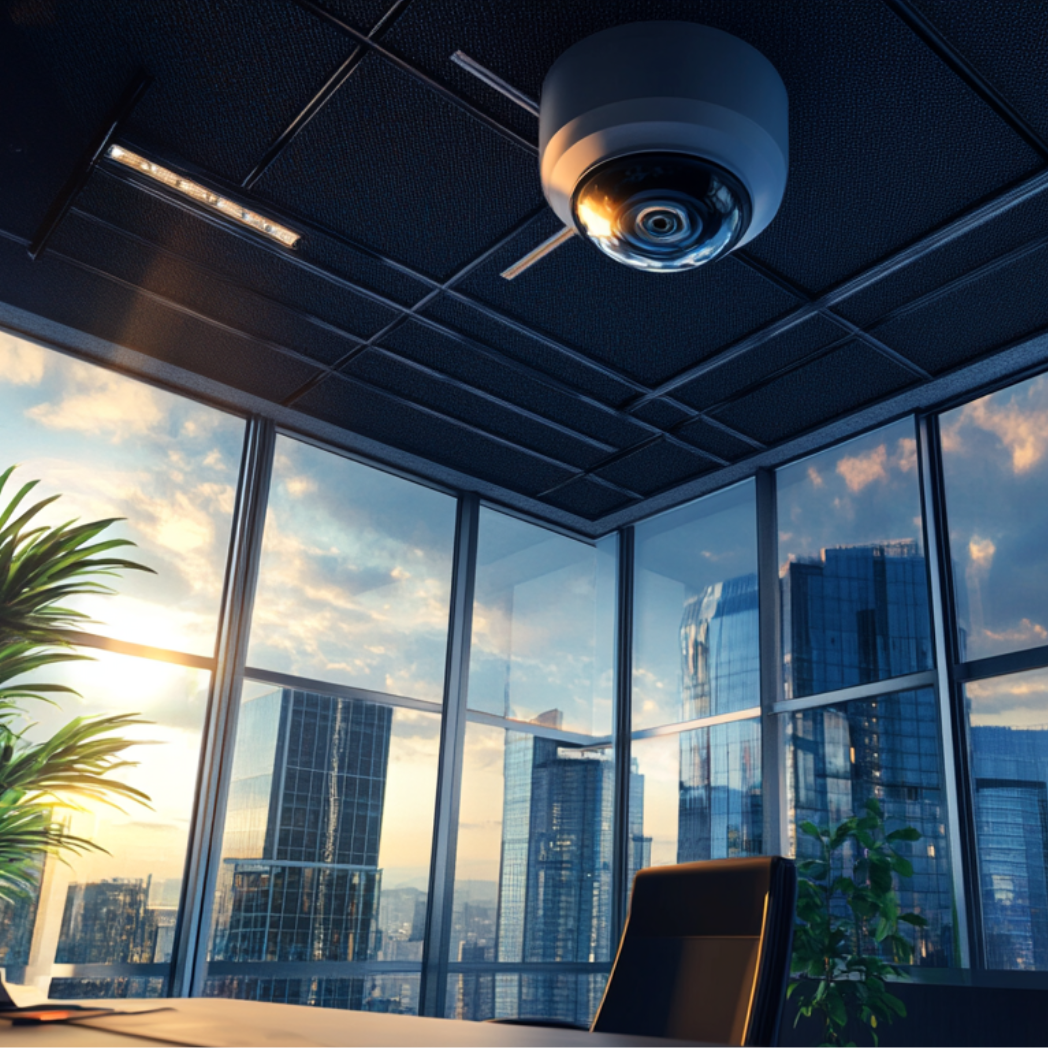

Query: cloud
[983,618,1048,646]
[836,443,888,493]
[27,367,163,441]
[0,333,46,386]
[896,437,917,473]
[964,383,1048,473]
[806,465,824,488]
[285,474,316,498]
[968,536,995,569]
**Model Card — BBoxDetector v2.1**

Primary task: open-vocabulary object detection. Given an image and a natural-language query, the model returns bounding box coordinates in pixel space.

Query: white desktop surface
[0,998,705,1047]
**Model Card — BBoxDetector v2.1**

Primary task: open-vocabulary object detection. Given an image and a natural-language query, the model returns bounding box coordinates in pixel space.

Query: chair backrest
[591,856,797,1047]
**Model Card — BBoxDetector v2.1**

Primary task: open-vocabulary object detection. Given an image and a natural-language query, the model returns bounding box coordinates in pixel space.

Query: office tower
[208,688,392,1010]
[456,939,495,1021]
[969,725,1048,971]
[494,710,622,1025]
[56,879,157,965]
[784,543,952,966]
[678,574,763,862]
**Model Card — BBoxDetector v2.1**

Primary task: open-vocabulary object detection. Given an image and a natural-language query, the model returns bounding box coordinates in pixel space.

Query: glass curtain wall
[8,325,1048,1008]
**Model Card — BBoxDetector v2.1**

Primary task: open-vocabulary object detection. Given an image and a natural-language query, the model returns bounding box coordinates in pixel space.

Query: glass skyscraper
[207,688,392,1009]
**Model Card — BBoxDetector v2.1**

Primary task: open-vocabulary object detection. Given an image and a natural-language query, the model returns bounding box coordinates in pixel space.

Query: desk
[0,998,702,1047]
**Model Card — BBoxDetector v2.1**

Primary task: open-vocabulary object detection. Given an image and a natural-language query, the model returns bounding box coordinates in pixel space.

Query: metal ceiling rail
[291,0,539,155]
[241,0,417,189]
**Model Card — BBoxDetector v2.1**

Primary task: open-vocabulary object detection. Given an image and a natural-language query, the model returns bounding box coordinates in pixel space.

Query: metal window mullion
[419,492,480,1017]
[755,469,788,858]
[610,526,634,942]
[918,413,979,969]
[170,416,276,997]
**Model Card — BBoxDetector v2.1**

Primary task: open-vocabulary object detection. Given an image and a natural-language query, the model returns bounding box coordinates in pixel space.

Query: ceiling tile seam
[732,250,812,303]
[668,410,766,451]
[537,465,645,503]
[81,172,671,449]
[68,206,382,350]
[291,0,538,155]
[881,0,1048,160]
[240,0,419,189]
[318,370,640,494]
[867,231,1048,329]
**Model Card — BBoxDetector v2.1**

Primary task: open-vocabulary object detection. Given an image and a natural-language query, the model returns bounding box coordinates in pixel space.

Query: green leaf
[899,913,929,927]
[886,826,921,843]
[891,856,914,878]
[800,820,826,841]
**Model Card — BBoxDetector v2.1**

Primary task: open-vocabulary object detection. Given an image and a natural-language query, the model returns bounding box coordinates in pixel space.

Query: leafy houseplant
[0,465,155,903]
[789,797,929,1047]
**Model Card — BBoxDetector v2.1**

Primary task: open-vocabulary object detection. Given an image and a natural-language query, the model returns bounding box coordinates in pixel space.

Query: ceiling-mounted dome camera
[539,22,788,273]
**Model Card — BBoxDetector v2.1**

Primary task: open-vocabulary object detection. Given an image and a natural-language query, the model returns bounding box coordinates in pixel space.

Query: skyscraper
[678,574,762,862]
[208,688,392,1009]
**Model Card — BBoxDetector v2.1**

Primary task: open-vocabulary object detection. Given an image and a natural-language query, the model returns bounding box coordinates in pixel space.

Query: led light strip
[105,144,301,248]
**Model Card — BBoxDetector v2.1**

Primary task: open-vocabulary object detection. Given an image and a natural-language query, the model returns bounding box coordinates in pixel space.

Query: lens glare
[572,154,750,272]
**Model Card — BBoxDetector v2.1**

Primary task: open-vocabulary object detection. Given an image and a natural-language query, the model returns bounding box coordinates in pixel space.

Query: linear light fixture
[105,144,301,248]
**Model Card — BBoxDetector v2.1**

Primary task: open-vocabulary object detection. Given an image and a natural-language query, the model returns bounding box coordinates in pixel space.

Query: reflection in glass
[941,374,1048,662]
[633,481,758,729]
[787,689,955,967]
[0,332,244,655]
[0,652,210,998]
[449,721,622,1024]
[247,437,457,700]
[468,509,616,736]
[966,668,1048,970]
[777,419,932,699]
[205,683,439,1014]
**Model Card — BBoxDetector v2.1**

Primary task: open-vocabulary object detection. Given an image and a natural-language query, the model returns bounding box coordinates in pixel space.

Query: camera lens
[571,153,751,272]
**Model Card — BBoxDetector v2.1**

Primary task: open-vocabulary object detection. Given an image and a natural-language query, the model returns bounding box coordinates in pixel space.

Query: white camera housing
[539,22,788,272]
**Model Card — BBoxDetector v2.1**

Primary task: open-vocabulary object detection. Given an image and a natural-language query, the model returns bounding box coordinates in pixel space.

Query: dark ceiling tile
[628,399,694,430]
[539,477,636,520]
[674,419,756,462]
[342,347,610,469]
[254,54,544,280]
[79,169,426,313]
[386,0,1041,294]
[295,374,576,497]
[709,340,917,444]
[457,230,797,388]
[51,214,364,367]
[421,294,640,406]
[379,319,651,448]
[13,0,352,184]
[0,235,318,401]
[672,315,845,412]
[870,241,1048,375]
[914,0,1048,144]
[307,0,402,31]
[594,440,717,497]
[836,189,1048,327]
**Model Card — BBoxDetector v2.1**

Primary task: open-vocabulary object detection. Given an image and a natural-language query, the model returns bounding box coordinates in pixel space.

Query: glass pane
[630,719,762,882]
[447,971,609,1024]
[941,374,1048,662]
[777,419,932,699]
[966,667,1048,970]
[247,437,457,701]
[633,480,758,730]
[787,689,957,967]
[0,652,210,997]
[205,683,440,1015]
[0,332,244,655]
[449,722,613,1023]
[468,509,615,737]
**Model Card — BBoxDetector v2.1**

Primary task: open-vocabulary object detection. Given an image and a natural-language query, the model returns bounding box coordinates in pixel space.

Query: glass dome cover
[571,153,751,273]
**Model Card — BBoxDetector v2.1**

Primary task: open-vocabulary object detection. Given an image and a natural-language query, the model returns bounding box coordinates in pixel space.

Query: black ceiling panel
[77,172,405,337]
[294,373,576,497]
[539,477,636,520]
[710,340,917,445]
[342,347,612,469]
[254,53,544,280]
[0,234,319,401]
[594,439,718,497]
[11,0,352,185]
[914,0,1048,144]
[836,187,1048,327]
[870,241,1048,376]
[456,230,797,388]
[672,315,845,412]
[628,399,694,430]
[675,419,758,463]
[420,295,640,406]
[378,319,652,448]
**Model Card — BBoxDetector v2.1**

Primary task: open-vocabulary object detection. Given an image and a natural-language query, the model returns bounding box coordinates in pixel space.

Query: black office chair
[492,856,797,1046]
